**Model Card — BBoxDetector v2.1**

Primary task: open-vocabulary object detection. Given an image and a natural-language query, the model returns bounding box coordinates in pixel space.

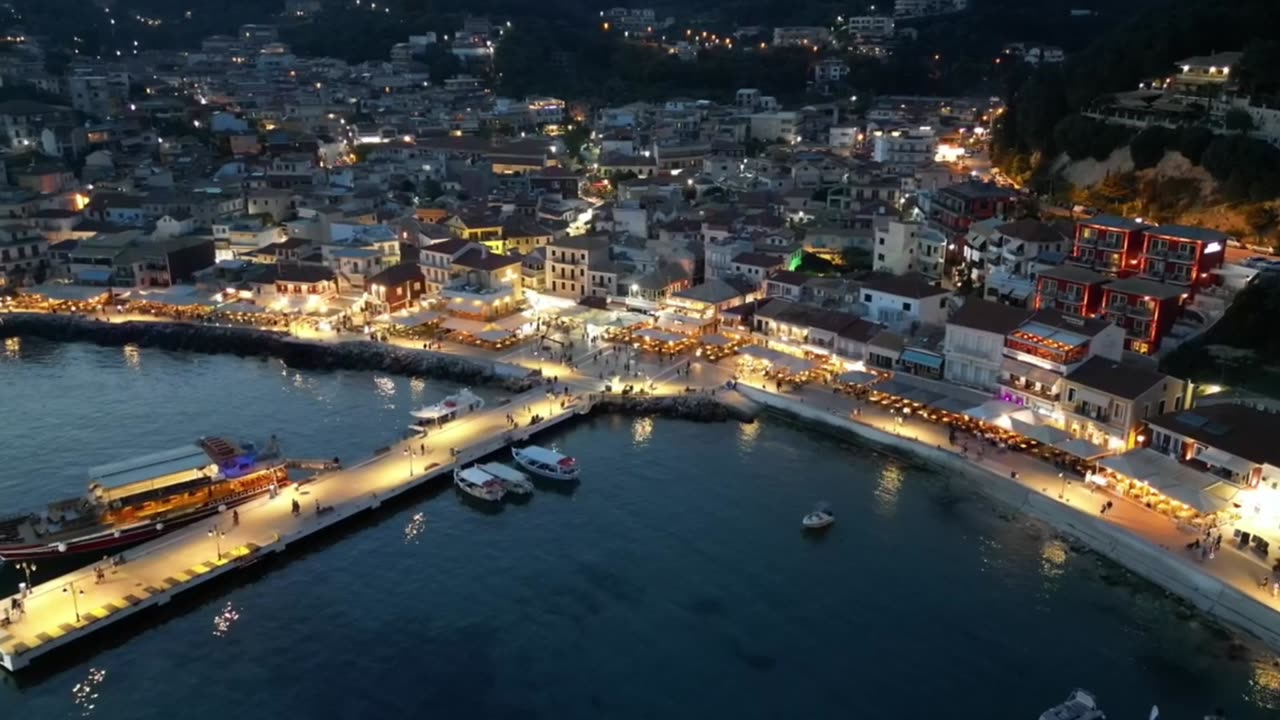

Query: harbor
[0,385,591,672]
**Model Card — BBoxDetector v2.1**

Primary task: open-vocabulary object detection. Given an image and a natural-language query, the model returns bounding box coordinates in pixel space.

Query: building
[1033,266,1108,318]
[894,0,968,18]
[984,219,1070,278]
[748,112,799,144]
[771,27,831,47]
[111,236,217,289]
[843,16,895,37]
[1146,404,1280,506]
[1097,276,1186,355]
[944,298,1034,391]
[859,272,951,331]
[271,263,339,300]
[0,100,73,150]
[871,128,937,174]
[545,234,617,300]
[1137,224,1227,290]
[928,181,1018,236]
[1172,51,1242,91]
[0,223,47,286]
[873,219,947,281]
[365,263,426,314]
[1060,356,1186,450]
[998,310,1124,421]
[1068,214,1150,276]
[419,237,480,296]
[443,247,523,320]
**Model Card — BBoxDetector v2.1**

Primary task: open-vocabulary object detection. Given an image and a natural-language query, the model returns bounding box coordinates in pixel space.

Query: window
[1175,395,1184,410]
[901,302,912,312]
[878,237,885,245]
[1067,388,1076,402]
[1114,406,1125,421]
[876,253,885,262]
[1157,399,1166,414]
[863,293,872,302]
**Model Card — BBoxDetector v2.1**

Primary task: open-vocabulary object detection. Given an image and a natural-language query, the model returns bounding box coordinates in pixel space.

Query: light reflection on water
[71,667,107,717]
[122,343,140,370]
[1249,662,1280,709]
[212,602,240,638]
[631,416,653,446]
[1039,538,1068,582]
[404,511,427,544]
[3,336,19,359]
[873,463,904,517]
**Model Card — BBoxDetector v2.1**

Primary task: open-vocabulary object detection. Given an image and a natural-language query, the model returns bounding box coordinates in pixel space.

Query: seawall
[0,313,535,392]
[736,385,1280,654]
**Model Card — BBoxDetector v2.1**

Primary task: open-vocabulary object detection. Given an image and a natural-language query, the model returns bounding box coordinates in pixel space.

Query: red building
[1138,224,1227,290]
[1068,214,1149,276]
[929,181,1019,235]
[1033,266,1108,317]
[1098,277,1186,356]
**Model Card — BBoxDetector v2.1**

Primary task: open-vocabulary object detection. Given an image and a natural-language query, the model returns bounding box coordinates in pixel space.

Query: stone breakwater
[0,313,536,392]
[592,393,739,422]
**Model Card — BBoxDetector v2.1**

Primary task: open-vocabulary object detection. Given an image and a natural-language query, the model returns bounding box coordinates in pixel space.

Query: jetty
[0,386,592,672]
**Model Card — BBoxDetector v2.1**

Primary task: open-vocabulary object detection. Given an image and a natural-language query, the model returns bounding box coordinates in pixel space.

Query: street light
[63,580,85,622]
[15,561,35,592]
[1057,471,1069,500]
[208,524,226,559]
[403,446,414,477]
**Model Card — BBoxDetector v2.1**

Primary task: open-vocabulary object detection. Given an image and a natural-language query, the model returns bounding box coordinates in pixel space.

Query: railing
[1146,246,1169,258]
[1076,234,1098,247]
[1169,252,1196,263]
[1070,402,1110,422]
[1127,304,1154,318]
[1099,238,1125,251]
[999,377,1060,401]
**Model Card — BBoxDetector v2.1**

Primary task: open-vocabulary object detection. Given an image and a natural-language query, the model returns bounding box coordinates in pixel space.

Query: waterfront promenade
[0,385,589,671]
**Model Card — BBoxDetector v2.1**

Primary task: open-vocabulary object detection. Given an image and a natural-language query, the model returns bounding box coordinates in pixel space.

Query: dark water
[0,337,1277,719]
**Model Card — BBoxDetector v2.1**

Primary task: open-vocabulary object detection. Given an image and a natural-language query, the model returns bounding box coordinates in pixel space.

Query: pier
[0,386,592,672]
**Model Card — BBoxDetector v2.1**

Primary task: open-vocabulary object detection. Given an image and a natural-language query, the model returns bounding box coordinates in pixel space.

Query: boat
[802,503,835,529]
[407,389,484,433]
[453,466,506,502]
[1038,689,1105,720]
[479,463,534,495]
[0,437,288,561]
[512,445,580,480]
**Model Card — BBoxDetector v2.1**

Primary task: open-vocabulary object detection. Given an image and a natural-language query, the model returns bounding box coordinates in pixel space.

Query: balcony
[1105,311,1127,326]
[1099,238,1125,251]
[1069,402,1110,423]
[1127,303,1154,319]
[1076,233,1098,247]
[1168,251,1196,264]
[999,376,1060,402]
[1145,245,1169,258]
[441,281,516,303]
[1067,253,1094,267]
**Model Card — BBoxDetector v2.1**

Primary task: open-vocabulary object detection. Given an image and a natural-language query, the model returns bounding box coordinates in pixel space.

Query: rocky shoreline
[0,312,535,392]
[592,393,737,422]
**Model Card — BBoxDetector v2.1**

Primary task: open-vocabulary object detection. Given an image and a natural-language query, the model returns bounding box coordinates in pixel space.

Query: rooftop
[1103,277,1185,300]
[1039,265,1107,285]
[947,298,1034,335]
[367,262,424,288]
[1064,356,1171,400]
[1144,224,1230,244]
[862,272,948,299]
[1147,403,1280,466]
[453,248,521,272]
[995,219,1068,245]
[1079,214,1149,232]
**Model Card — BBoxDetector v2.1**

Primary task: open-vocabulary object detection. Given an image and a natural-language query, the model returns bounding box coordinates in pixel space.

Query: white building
[749,112,799,144]
[771,27,831,47]
[873,219,947,281]
[844,16,895,37]
[829,126,860,149]
[944,299,1033,391]
[872,127,937,174]
[859,272,951,331]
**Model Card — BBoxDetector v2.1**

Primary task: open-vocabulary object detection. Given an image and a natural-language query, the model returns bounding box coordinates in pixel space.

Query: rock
[593,394,732,422]
[0,313,536,392]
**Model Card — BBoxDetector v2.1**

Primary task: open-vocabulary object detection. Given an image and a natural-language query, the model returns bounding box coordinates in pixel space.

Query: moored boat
[453,466,506,502]
[511,445,579,480]
[1038,689,1105,720]
[479,462,534,495]
[0,437,288,561]
[802,503,835,529]
[408,389,484,434]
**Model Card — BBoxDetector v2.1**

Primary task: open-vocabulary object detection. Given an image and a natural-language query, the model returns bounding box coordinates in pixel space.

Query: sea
[0,336,1277,719]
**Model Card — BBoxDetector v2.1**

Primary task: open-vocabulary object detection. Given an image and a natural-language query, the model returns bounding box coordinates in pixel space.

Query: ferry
[511,445,579,481]
[453,466,506,502]
[408,389,484,434]
[1039,689,1105,720]
[478,463,534,496]
[0,437,288,561]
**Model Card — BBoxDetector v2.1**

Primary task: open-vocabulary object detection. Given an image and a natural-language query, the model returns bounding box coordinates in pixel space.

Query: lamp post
[63,580,85,622]
[15,561,35,592]
[403,446,414,477]
[208,524,225,559]
[546,390,554,416]
[1058,471,1069,500]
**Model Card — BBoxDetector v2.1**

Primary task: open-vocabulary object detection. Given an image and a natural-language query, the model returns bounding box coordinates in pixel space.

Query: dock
[0,386,592,672]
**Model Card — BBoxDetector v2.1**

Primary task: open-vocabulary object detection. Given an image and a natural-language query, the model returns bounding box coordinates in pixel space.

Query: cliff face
[0,314,536,392]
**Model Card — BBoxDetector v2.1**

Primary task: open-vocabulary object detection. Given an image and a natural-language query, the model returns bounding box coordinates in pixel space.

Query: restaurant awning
[1009,418,1071,445]
[389,309,441,327]
[634,328,686,344]
[837,370,878,386]
[1196,447,1257,476]
[963,399,1026,422]
[931,396,976,414]
[900,349,944,370]
[475,329,514,343]
[1052,437,1109,460]
[701,333,737,347]
[442,316,489,334]
[900,388,944,405]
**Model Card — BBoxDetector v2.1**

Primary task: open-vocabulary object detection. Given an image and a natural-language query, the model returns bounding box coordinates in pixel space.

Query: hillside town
[1,7,1280,555]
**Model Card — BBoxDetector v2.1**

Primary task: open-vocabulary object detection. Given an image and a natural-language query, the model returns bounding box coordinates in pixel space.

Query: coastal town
[0,0,1278,706]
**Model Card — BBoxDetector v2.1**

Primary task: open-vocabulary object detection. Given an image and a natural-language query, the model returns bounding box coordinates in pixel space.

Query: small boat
[408,389,484,433]
[802,503,835,529]
[512,445,579,480]
[453,466,505,502]
[1038,689,1105,720]
[479,462,534,495]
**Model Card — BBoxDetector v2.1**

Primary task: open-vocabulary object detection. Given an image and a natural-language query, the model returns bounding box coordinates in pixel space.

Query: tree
[1243,204,1277,238]
[1092,171,1137,208]
[1224,108,1255,134]
[562,124,590,160]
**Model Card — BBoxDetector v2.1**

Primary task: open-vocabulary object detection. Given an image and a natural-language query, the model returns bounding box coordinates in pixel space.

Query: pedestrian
[232,509,240,526]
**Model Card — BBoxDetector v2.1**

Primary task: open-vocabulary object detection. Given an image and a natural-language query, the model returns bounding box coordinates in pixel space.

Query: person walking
[232,509,240,526]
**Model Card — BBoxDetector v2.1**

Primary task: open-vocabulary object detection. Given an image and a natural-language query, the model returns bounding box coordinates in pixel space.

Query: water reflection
[122,344,140,370]
[1039,538,1068,583]
[404,512,426,544]
[3,336,19,359]
[631,416,653,447]
[873,464,904,517]
[373,375,397,407]
[409,377,426,400]
[1249,661,1280,709]
[212,602,240,638]
[71,667,106,716]
[737,418,762,448]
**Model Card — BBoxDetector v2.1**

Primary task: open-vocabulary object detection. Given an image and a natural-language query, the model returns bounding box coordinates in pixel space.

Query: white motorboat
[408,389,484,433]
[1038,689,1105,720]
[479,462,534,495]
[512,445,580,480]
[453,466,506,502]
[802,503,835,529]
